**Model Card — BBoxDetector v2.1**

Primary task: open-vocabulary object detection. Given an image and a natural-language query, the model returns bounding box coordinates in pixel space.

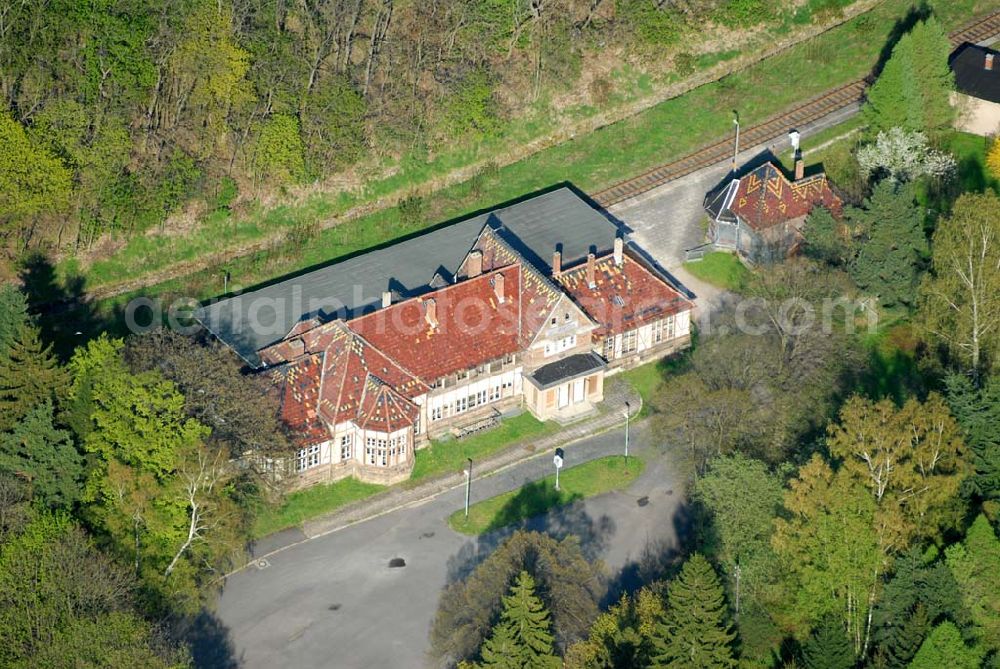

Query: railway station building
[197,187,694,486]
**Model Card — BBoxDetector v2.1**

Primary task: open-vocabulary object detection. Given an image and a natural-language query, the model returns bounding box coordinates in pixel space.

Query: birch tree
[827,393,969,546]
[921,191,1000,376]
[772,455,884,659]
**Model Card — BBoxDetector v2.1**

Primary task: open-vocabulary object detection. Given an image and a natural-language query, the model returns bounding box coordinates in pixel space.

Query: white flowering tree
[856,127,956,183]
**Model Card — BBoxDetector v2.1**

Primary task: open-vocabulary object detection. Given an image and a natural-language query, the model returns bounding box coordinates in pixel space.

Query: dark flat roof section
[527,352,607,390]
[196,187,619,366]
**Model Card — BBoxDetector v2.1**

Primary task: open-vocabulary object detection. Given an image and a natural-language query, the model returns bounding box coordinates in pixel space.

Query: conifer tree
[0,323,67,431]
[0,284,28,357]
[944,374,1000,512]
[478,570,558,669]
[0,400,82,508]
[880,603,929,668]
[652,553,736,668]
[801,614,854,669]
[945,514,1000,651]
[864,17,954,134]
[848,180,927,307]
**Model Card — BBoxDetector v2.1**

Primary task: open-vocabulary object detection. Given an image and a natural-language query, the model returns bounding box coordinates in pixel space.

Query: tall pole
[731,110,740,175]
[624,401,631,467]
[464,458,472,517]
[555,464,560,492]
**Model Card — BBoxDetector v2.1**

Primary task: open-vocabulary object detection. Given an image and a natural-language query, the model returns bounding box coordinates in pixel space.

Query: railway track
[593,8,1000,208]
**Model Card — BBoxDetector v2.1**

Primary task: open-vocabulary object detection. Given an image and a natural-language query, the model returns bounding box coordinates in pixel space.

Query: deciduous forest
[1,2,1000,668]
[1,0,865,269]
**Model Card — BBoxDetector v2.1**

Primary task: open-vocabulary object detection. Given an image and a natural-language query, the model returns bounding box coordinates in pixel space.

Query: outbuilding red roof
[730,163,842,230]
[557,252,693,338]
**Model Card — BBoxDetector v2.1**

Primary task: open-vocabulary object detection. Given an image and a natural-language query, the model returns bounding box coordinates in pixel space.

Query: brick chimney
[424,298,438,328]
[493,272,505,304]
[987,52,995,71]
[613,237,624,266]
[586,253,596,288]
[287,338,305,357]
[794,158,805,181]
[382,290,392,308]
[552,250,562,276]
[467,250,483,277]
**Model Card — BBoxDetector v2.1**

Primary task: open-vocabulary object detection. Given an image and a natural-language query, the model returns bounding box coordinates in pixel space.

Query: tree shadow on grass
[18,252,128,360]
[869,2,932,82]
[445,478,616,584]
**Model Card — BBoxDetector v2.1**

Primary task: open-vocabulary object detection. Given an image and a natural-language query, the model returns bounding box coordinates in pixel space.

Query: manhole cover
[328,603,342,611]
[420,532,435,539]
[665,489,673,496]
[388,557,406,568]
[636,496,650,507]
[255,559,270,570]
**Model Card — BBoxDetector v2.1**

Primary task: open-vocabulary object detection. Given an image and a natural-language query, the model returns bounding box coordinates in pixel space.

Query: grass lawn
[683,252,751,291]
[409,413,558,483]
[251,477,385,539]
[942,131,1000,196]
[76,0,994,312]
[448,455,645,536]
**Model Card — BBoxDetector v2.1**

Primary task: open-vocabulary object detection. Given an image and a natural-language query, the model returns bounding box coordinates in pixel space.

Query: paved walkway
[216,420,685,669]
[244,385,640,564]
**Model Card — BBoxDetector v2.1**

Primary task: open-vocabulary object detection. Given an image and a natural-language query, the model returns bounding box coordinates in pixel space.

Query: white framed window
[543,335,577,358]
[489,384,501,402]
[367,436,377,465]
[652,319,664,344]
[603,336,615,360]
[622,330,638,354]
[431,406,443,421]
[456,396,468,413]
[340,434,353,461]
[399,436,407,457]
[297,445,320,471]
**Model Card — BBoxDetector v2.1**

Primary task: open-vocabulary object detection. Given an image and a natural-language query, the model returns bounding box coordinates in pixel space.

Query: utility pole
[731,110,740,175]
[464,458,472,517]
[624,401,631,468]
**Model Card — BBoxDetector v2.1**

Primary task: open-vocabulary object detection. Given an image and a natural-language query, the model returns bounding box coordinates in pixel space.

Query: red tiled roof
[556,252,693,338]
[262,321,425,435]
[730,163,842,231]
[269,354,329,446]
[466,228,565,347]
[349,265,523,383]
[355,377,421,432]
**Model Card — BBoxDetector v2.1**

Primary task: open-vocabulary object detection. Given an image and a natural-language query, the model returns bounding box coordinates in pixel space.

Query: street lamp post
[464,458,472,518]
[624,401,631,467]
[731,110,740,175]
